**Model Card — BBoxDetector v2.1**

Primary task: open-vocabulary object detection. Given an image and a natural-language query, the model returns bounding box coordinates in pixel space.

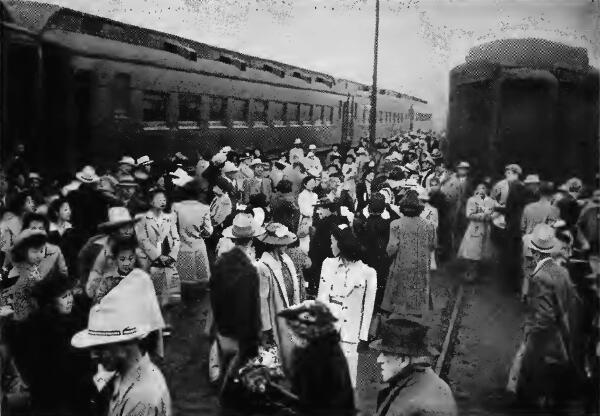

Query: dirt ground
[161,270,457,416]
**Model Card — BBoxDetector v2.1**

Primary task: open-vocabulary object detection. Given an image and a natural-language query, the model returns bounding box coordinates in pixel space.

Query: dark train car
[0,1,432,176]
[447,38,599,184]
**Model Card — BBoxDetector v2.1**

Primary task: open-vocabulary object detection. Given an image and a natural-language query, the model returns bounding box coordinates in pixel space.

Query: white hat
[118,156,136,166]
[294,138,302,145]
[29,172,41,180]
[72,269,165,348]
[523,174,540,184]
[356,147,367,155]
[169,167,194,187]
[456,161,470,169]
[417,187,430,201]
[250,158,263,167]
[98,206,140,230]
[75,166,100,183]
[528,223,558,254]
[222,213,266,239]
[222,161,239,173]
[219,146,232,154]
[136,155,153,166]
[404,178,419,188]
[308,144,316,151]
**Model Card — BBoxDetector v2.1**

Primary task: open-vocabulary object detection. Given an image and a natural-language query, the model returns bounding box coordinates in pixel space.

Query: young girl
[92,238,139,303]
[1,229,47,321]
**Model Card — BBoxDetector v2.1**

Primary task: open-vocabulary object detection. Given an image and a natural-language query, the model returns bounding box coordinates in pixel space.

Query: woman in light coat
[418,188,439,270]
[297,176,318,254]
[317,224,376,388]
[135,188,181,309]
[172,182,213,287]
[256,223,301,378]
[457,183,499,282]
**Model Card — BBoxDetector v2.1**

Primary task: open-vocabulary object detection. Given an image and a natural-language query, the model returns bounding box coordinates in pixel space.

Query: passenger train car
[0,1,432,175]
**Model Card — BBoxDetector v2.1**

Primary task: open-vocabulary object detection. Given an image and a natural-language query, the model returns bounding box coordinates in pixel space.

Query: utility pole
[368,0,379,143]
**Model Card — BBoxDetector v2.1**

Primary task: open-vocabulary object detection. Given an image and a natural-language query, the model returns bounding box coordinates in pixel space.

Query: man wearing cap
[441,161,473,253]
[507,223,578,411]
[289,139,304,164]
[242,159,272,204]
[492,164,522,206]
[72,271,171,416]
[521,181,560,235]
[371,317,457,416]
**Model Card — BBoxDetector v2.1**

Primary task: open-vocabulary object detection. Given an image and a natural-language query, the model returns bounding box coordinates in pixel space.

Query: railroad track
[435,283,466,378]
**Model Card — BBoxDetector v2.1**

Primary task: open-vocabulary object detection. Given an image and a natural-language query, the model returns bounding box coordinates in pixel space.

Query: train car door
[2,29,41,163]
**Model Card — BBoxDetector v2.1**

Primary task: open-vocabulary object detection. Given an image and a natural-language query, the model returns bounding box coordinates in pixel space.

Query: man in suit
[508,223,579,412]
[441,161,473,256]
[492,163,522,206]
[371,317,457,416]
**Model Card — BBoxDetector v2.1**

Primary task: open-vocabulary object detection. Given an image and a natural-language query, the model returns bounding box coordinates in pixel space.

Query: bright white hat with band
[72,269,165,348]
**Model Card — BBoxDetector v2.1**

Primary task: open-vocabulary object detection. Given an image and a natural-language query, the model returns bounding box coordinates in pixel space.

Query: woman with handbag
[297,176,318,254]
[317,224,376,388]
[135,188,180,331]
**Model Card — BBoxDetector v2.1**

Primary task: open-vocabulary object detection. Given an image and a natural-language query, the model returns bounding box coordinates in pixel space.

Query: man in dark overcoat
[370,317,457,416]
[508,223,580,412]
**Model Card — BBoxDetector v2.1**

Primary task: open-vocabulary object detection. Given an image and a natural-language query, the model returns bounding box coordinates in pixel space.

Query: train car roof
[3,0,428,104]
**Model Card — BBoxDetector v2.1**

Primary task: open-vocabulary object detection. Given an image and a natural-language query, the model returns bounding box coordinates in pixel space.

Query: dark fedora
[370,316,438,357]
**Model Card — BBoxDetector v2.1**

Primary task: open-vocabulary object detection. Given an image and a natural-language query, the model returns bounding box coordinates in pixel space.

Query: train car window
[112,73,131,119]
[179,94,201,126]
[253,100,268,126]
[400,113,404,122]
[261,64,285,78]
[218,55,247,71]
[354,103,358,119]
[363,108,367,123]
[287,103,300,125]
[338,101,343,119]
[230,98,249,123]
[209,96,226,123]
[315,77,334,88]
[271,102,285,126]
[300,104,312,125]
[328,106,334,124]
[164,41,197,61]
[313,105,323,125]
[379,111,383,122]
[142,91,168,122]
[292,71,312,83]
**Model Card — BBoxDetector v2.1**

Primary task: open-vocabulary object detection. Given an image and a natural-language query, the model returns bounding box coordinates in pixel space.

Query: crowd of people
[0,131,596,415]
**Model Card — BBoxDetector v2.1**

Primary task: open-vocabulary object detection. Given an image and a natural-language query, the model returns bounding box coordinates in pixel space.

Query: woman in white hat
[256,223,301,374]
[216,212,265,260]
[72,271,171,416]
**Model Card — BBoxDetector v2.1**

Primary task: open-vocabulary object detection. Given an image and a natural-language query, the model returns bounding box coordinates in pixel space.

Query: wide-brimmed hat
[528,223,559,253]
[256,222,297,246]
[136,155,153,166]
[118,156,136,166]
[278,300,338,341]
[116,174,137,187]
[222,213,266,239]
[98,207,140,231]
[222,161,239,174]
[72,269,165,348]
[308,144,317,151]
[591,189,600,203]
[504,163,522,175]
[314,196,339,210]
[523,174,540,184]
[370,316,438,357]
[250,158,263,167]
[29,172,42,181]
[456,161,470,169]
[75,166,100,183]
[133,169,149,182]
[293,138,302,145]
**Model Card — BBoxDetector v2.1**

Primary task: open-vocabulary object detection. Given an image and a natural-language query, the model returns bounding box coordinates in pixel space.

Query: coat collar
[377,362,431,414]
[260,251,300,307]
[532,256,555,276]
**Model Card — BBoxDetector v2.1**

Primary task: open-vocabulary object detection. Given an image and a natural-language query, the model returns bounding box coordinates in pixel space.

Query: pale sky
[24,0,600,130]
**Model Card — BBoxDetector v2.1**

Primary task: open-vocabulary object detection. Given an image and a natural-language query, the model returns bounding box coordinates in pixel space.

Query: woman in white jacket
[317,224,376,388]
